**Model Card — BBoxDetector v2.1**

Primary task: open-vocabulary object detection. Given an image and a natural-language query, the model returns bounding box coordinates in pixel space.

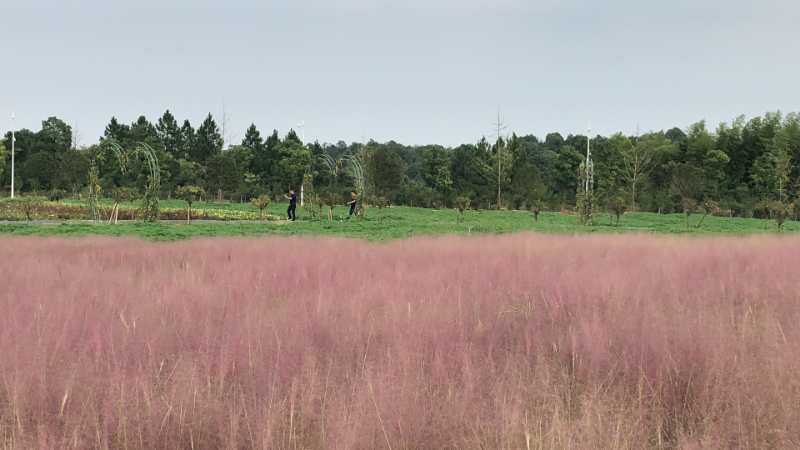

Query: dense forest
[1,110,799,218]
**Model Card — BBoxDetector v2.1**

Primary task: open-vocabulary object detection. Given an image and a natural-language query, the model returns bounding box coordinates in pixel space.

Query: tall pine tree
[192,114,223,163]
[104,117,131,146]
[242,124,263,152]
[156,110,182,156]
[179,120,195,160]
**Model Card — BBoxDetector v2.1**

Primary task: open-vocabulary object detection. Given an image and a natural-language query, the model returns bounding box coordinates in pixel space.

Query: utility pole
[221,103,228,150]
[71,121,82,150]
[492,109,507,210]
[10,113,16,199]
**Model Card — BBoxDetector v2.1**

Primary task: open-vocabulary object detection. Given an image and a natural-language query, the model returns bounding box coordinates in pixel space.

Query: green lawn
[0,199,796,240]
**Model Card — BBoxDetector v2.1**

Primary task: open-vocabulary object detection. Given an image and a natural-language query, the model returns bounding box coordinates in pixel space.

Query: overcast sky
[1,0,799,147]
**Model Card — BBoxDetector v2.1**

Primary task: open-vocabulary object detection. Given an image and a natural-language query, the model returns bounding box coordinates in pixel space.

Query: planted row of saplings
[0,197,270,222]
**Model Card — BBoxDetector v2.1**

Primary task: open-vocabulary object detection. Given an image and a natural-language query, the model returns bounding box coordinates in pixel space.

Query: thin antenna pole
[493,109,507,210]
[221,103,227,150]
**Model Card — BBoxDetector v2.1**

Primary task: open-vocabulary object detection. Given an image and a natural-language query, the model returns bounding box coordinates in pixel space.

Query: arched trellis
[88,140,161,222]
[319,151,365,197]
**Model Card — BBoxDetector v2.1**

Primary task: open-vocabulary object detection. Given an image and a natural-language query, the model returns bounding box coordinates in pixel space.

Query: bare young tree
[620,132,674,211]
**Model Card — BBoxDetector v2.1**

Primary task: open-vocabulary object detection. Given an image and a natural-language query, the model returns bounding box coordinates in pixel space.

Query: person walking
[285,189,298,221]
[347,191,358,217]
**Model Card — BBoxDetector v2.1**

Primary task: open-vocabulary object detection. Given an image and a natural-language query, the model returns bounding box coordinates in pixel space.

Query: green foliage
[193,114,223,163]
[696,199,720,229]
[242,124,263,152]
[681,198,698,229]
[175,185,206,223]
[156,110,182,157]
[576,190,595,225]
[20,152,59,192]
[7,196,46,221]
[319,189,342,221]
[305,192,322,220]
[276,140,312,192]
[671,163,705,203]
[0,143,6,186]
[421,145,452,201]
[38,117,73,152]
[455,196,470,222]
[685,121,730,197]
[606,194,627,225]
[617,132,676,210]
[112,187,137,203]
[372,196,389,209]
[206,147,253,200]
[47,189,66,202]
[175,185,205,206]
[364,144,407,201]
[251,195,271,219]
[529,199,544,222]
[5,110,800,225]
[5,202,800,241]
[451,141,495,209]
[768,201,793,232]
[140,177,160,222]
[86,160,102,221]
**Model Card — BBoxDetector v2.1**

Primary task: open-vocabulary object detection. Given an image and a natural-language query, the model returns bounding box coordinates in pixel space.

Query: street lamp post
[10,113,15,199]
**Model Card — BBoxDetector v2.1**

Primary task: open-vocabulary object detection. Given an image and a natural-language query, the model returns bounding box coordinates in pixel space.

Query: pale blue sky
[1,0,798,146]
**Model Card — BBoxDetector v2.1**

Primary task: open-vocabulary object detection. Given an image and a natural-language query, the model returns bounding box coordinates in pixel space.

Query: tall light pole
[10,112,16,199]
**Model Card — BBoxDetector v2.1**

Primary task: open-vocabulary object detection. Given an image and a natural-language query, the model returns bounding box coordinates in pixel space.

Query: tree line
[1,110,799,218]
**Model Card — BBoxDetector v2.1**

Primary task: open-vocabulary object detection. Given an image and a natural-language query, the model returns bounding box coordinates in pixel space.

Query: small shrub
[529,199,544,222]
[47,189,67,202]
[305,192,322,220]
[320,191,341,221]
[576,191,595,225]
[372,196,389,210]
[175,185,206,223]
[606,195,627,226]
[695,199,720,229]
[681,198,698,229]
[251,195,271,220]
[13,197,46,221]
[455,196,470,223]
[768,201,793,232]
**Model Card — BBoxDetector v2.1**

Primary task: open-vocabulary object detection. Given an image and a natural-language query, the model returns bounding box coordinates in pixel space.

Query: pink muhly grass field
[1,234,799,449]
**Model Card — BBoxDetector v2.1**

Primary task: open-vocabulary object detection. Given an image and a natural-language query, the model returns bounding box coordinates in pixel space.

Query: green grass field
[0,198,796,240]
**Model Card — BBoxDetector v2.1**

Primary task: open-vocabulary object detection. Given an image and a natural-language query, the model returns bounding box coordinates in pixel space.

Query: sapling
[455,196,470,223]
[320,192,341,221]
[109,187,136,224]
[695,199,719,229]
[681,198,697,229]
[769,201,793,232]
[175,185,205,223]
[251,195,271,220]
[606,195,627,226]
[529,199,544,222]
[15,196,45,222]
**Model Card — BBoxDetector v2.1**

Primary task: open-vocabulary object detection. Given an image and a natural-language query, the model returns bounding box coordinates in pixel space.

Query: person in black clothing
[285,189,297,221]
[347,191,358,217]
